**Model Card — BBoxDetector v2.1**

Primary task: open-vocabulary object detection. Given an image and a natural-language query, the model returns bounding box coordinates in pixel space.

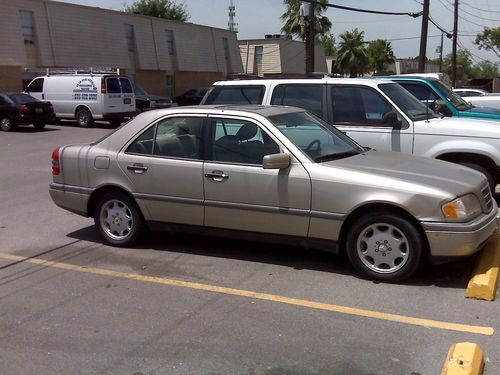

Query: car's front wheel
[94,192,143,247]
[346,212,423,282]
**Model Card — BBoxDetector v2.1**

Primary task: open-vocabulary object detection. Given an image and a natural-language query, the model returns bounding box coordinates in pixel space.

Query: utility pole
[418,0,430,72]
[439,33,444,71]
[452,0,459,88]
[304,1,315,75]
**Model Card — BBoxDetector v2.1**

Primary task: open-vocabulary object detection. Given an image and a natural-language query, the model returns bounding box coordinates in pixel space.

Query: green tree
[281,0,332,40]
[367,39,395,74]
[442,49,474,82]
[474,27,500,59]
[317,33,336,56]
[471,61,499,78]
[336,28,369,77]
[124,0,190,21]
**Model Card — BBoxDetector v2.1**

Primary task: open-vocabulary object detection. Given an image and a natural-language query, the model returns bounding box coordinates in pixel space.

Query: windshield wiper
[314,150,359,163]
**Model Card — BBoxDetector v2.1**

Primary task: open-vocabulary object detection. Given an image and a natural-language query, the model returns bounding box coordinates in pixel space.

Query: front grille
[481,183,493,212]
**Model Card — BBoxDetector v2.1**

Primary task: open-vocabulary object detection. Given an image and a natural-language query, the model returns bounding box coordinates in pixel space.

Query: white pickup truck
[453,88,500,111]
[201,78,500,191]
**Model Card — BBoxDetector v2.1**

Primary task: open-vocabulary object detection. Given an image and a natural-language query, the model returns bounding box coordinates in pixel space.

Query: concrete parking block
[465,232,500,301]
[441,342,484,375]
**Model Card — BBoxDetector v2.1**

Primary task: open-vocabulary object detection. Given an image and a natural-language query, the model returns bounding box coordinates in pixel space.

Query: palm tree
[281,0,332,40]
[367,39,395,74]
[336,28,369,77]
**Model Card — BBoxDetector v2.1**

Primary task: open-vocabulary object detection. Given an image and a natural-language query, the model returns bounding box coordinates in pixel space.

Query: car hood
[416,116,500,138]
[320,150,485,199]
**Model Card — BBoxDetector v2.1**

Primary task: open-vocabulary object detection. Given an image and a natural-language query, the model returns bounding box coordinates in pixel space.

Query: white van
[25,74,136,127]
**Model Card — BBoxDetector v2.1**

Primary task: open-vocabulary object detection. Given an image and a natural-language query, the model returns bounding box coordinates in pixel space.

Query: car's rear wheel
[0,117,14,132]
[75,108,93,128]
[94,192,143,247]
[346,212,423,282]
[33,122,46,130]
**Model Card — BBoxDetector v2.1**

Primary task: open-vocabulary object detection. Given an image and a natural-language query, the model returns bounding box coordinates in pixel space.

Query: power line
[459,6,500,21]
[300,0,422,18]
[461,1,500,14]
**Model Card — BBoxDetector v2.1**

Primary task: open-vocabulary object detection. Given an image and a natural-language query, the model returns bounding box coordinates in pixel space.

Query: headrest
[235,122,258,141]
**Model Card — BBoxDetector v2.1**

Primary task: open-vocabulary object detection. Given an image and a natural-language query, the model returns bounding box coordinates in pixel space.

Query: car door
[203,115,311,237]
[116,115,206,225]
[330,85,414,153]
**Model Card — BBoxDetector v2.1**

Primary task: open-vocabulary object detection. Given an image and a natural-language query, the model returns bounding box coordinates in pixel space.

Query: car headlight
[441,194,482,221]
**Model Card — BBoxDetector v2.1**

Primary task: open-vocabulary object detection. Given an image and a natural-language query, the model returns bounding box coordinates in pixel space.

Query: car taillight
[19,105,30,114]
[52,147,61,176]
[101,81,107,94]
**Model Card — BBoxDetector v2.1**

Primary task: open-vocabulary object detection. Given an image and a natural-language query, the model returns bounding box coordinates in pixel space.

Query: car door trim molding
[310,210,345,220]
[205,199,310,217]
[133,192,203,206]
[49,183,93,195]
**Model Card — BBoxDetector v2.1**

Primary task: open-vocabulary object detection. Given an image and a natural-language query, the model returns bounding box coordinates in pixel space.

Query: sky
[56,0,499,65]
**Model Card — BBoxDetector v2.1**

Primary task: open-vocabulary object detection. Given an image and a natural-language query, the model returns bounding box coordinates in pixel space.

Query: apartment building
[239,35,327,77]
[0,0,243,95]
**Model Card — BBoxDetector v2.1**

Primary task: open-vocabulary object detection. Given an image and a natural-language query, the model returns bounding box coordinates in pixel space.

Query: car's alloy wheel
[0,117,13,132]
[76,108,93,128]
[94,192,143,247]
[346,213,423,282]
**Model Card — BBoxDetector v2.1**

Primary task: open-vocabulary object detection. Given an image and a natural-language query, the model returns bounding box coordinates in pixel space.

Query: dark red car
[0,93,55,132]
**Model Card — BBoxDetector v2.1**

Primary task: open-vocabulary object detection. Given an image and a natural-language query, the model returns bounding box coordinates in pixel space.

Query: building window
[125,24,135,52]
[166,30,175,55]
[166,75,174,97]
[253,46,263,75]
[223,37,231,71]
[20,10,35,44]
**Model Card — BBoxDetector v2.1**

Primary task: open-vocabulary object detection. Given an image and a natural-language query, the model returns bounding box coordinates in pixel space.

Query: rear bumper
[49,182,92,217]
[422,204,499,258]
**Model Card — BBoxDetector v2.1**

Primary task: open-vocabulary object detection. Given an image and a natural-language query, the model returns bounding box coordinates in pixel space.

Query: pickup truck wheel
[459,163,495,193]
[0,117,14,132]
[94,192,143,247]
[346,213,423,282]
[76,108,93,128]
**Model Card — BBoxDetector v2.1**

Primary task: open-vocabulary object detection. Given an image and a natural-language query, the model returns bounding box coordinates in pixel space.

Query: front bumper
[422,203,499,258]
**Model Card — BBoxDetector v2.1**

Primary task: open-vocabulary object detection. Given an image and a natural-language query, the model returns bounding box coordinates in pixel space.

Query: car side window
[203,86,265,105]
[27,78,44,93]
[126,125,156,155]
[270,84,323,118]
[331,86,394,126]
[210,118,280,165]
[154,117,204,159]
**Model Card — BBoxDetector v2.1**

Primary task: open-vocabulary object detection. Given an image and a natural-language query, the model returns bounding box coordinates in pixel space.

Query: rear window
[106,77,121,94]
[8,93,38,104]
[203,85,265,105]
[119,78,133,93]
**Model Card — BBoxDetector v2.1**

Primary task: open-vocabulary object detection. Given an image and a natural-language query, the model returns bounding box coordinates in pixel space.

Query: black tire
[75,108,93,128]
[108,119,123,127]
[460,162,496,193]
[33,122,46,130]
[94,192,143,247]
[346,212,424,282]
[0,117,15,132]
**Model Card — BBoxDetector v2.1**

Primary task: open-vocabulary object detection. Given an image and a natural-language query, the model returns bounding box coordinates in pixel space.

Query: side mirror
[263,153,291,170]
[382,111,402,128]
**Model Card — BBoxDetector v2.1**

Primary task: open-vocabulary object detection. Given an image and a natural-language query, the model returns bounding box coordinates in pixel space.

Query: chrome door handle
[127,163,148,174]
[205,170,229,181]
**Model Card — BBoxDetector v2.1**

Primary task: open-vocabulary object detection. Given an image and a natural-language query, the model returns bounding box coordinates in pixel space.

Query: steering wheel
[306,139,321,152]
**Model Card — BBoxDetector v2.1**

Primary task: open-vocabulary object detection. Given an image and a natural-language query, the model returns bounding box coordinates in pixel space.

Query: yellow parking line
[0,252,494,336]
[466,234,500,301]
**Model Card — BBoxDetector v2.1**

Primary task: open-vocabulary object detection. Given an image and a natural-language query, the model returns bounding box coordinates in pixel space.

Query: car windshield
[269,111,365,162]
[8,93,38,104]
[433,80,473,110]
[379,83,440,121]
[133,84,147,95]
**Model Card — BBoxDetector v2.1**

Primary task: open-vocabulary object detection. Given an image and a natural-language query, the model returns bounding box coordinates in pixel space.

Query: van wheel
[0,117,15,132]
[76,108,93,128]
[33,122,46,130]
[346,212,423,282]
[460,163,495,193]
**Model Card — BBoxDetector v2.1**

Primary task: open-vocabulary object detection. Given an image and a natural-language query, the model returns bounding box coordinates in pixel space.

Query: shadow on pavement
[10,126,60,133]
[67,225,472,290]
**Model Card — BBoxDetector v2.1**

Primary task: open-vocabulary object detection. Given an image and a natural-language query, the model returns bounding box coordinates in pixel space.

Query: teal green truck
[385,76,500,121]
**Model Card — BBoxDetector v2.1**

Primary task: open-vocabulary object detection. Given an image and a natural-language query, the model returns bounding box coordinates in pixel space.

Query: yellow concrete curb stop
[441,342,484,375]
[465,233,500,301]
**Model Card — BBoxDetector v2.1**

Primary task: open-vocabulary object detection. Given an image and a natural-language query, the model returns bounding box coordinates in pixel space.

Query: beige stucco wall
[174,71,224,95]
[0,66,23,91]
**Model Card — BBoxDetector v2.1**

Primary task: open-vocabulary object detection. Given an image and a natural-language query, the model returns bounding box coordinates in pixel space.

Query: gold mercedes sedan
[49,105,499,281]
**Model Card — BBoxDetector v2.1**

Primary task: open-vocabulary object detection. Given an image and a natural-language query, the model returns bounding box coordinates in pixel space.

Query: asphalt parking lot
[1,123,499,375]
